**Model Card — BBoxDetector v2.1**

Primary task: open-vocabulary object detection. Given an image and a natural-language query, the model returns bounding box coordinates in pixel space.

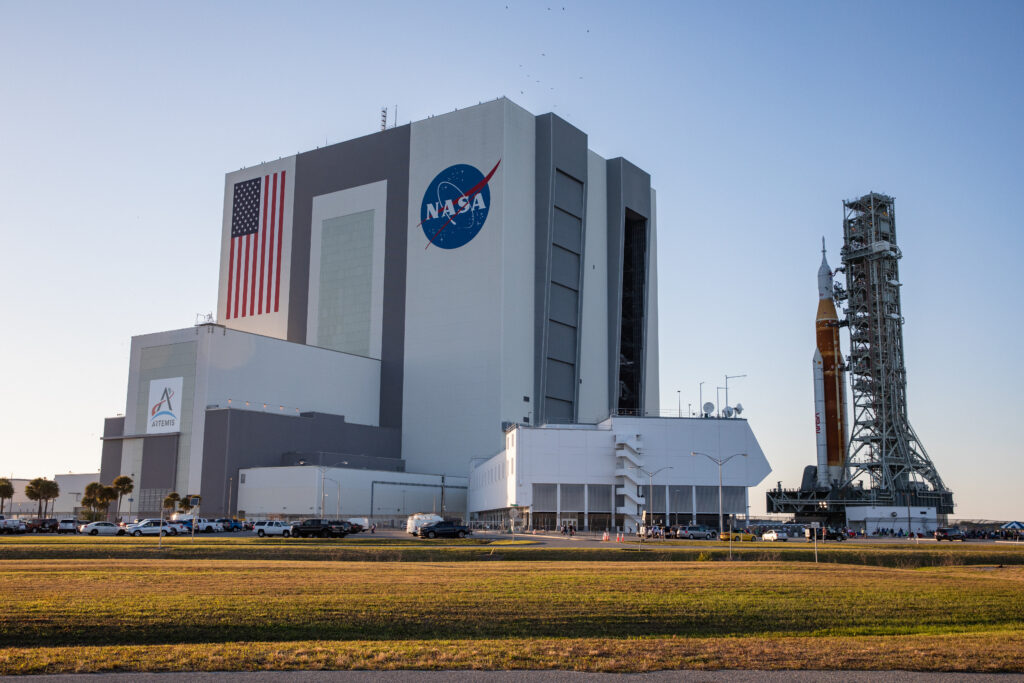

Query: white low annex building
[236,466,467,526]
[468,415,771,532]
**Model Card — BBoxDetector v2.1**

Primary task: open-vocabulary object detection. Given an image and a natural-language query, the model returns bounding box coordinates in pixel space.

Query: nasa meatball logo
[419,160,500,249]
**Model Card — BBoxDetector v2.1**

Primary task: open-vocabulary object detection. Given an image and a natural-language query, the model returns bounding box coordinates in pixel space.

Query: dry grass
[2,633,1023,674]
[2,559,1022,673]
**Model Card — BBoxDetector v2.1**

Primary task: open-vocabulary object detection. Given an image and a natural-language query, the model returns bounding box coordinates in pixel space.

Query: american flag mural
[226,171,286,319]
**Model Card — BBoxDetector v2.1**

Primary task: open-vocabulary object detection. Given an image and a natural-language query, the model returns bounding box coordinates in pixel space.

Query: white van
[405,513,443,535]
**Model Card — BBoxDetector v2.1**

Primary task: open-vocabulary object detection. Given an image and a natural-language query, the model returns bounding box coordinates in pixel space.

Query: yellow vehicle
[719,530,759,542]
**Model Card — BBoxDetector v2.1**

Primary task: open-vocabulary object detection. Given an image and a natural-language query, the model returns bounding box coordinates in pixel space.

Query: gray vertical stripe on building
[290,125,411,434]
[534,114,588,425]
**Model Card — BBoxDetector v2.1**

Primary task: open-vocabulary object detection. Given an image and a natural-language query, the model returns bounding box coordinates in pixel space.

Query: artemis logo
[419,160,500,249]
[147,377,183,434]
[151,388,176,420]
[815,412,821,434]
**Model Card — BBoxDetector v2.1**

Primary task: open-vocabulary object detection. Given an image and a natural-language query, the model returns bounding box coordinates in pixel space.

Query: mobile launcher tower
[768,193,954,527]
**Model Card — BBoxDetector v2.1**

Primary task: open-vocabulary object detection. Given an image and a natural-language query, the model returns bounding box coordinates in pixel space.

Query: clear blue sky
[1,1,1021,519]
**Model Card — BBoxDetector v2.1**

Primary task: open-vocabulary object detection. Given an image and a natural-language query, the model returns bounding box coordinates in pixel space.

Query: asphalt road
[5,670,1022,682]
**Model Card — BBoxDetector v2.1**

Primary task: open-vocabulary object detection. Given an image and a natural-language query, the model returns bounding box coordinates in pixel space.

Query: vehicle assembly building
[768,193,953,533]
[98,98,770,527]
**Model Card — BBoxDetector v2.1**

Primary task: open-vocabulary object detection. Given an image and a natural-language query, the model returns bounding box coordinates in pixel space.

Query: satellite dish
[734,403,743,415]
[723,406,734,418]
[702,402,715,417]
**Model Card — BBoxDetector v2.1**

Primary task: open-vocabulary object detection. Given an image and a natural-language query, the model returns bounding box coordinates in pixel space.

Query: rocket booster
[813,238,847,487]
[812,349,828,487]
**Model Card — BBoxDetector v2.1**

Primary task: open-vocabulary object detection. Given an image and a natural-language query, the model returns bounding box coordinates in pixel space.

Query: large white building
[99,98,770,526]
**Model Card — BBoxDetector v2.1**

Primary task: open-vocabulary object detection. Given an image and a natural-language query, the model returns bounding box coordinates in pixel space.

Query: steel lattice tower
[839,193,953,513]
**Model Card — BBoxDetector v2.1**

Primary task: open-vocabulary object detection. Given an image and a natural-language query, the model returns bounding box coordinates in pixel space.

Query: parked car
[216,518,244,532]
[719,530,759,542]
[79,521,125,536]
[126,520,173,536]
[934,527,966,542]
[677,525,717,540]
[292,519,350,538]
[243,520,255,531]
[26,518,59,533]
[0,516,27,534]
[254,520,292,537]
[57,519,78,534]
[418,520,471,539]
[175,517,223,533]
[761,529,789,542]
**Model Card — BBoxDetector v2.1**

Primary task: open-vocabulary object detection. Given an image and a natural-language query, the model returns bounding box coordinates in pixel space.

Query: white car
[761,529,789,542]
[57,519,78,534]
[254,520,292,537]
[79,521,124,536]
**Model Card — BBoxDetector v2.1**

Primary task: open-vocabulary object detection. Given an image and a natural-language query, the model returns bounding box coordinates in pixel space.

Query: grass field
[2,556,1023,674]
[2,534,1023,567]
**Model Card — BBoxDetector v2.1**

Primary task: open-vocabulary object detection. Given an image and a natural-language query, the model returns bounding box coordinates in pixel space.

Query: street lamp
[691,451,747,534]
[628,465,673,531]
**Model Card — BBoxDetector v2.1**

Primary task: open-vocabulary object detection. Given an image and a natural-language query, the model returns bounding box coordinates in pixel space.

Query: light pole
[724,374,746,413]
[628,465,672,534]
[691,451,747,534]
[677,390,681,418]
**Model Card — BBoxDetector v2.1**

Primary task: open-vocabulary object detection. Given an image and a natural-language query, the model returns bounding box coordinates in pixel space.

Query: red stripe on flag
[234,233,242,317]
[241,234,250,317]
[226,237,235,320]
[275,170,285,312]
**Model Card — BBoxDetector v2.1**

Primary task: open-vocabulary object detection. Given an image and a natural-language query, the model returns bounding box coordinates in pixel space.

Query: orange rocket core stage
[816,296,847,470]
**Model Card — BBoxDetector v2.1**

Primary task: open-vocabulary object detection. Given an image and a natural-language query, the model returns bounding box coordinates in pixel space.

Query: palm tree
[0,478,13,516]
[163,492,180,515]
[25,478,47,518]
[178,494,199,514]
[112,476,134,522]
[82,482,103,521]
[98,486,118,521]
[39,480,60,518]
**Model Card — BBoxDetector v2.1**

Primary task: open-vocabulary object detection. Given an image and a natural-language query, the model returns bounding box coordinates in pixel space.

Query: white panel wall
[237,465,468,520]
[217,156,297,340]
[578,150,610,423]
[306,181,387,358]
[500,101,537,430]
[403,99,534,477]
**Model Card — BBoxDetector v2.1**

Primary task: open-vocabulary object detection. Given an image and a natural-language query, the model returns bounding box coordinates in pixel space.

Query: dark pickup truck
[418,520,471,539]
[26,518,59,533]
[291,519,350,538]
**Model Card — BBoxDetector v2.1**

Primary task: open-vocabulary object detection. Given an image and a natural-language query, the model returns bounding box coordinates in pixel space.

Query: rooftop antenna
[393,105,398,128]
[380,107,387,131]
